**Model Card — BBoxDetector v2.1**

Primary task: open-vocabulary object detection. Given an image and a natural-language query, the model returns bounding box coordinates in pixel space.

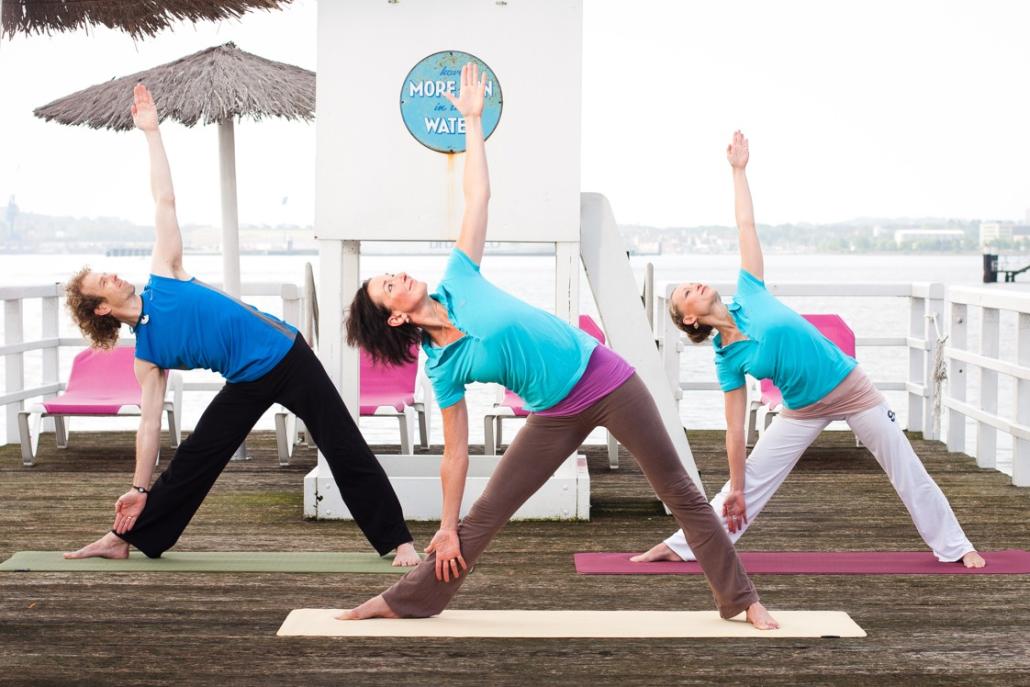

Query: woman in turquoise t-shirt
[633,131,983,569]
[339,64,778,628]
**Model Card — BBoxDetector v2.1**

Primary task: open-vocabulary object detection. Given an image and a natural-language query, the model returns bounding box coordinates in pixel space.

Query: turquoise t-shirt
[133,275,298,383]
[423,248,598,411]
[713,269,856,409]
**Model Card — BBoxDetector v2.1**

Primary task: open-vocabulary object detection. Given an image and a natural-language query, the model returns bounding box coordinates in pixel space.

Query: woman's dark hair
[65,266,122,350]
[345,280,421,366]
[668,297,713,345]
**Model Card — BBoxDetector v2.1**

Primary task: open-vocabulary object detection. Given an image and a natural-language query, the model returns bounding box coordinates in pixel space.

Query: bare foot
[746,602,779,630]
[335,595,400,620]
[962,550,986,568]
[63,532,129,560]
[629,542,685,563]
[392,542,420,567]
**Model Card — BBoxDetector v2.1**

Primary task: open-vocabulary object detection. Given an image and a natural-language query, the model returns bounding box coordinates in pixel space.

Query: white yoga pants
[663,403,974,562]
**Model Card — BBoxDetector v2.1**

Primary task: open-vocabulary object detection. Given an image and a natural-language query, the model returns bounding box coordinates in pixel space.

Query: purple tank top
[536,345,635,417]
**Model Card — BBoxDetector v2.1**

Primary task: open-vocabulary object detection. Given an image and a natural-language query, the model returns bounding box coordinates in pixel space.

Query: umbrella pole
[219,117,248,461]
[219,118,242,296]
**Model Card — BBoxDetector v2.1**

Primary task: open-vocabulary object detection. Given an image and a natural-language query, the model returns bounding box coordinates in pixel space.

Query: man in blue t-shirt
[61,84,417,566]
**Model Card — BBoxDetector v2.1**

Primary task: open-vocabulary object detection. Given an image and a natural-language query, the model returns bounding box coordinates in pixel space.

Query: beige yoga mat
[277,609,866,638]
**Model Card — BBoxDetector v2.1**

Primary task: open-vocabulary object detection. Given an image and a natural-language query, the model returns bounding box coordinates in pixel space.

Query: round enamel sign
[399,50,503,153]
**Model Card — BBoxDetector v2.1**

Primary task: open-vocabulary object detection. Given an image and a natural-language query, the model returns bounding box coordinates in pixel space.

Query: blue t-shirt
[423,248,598,411]
[713,269,856,409]
[132,274,298,383]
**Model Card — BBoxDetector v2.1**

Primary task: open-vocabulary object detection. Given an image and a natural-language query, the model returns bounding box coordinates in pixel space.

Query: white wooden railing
[0,282,305,444]
[5,277,1030,486]
[655,280,1030,487]
[944,286,1030,486]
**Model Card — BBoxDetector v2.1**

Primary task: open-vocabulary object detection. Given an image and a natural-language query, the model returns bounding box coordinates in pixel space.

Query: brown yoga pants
[381,373,759,619]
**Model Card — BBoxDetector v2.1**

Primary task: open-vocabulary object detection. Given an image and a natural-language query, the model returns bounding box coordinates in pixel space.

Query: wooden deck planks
[0,429,1028,686]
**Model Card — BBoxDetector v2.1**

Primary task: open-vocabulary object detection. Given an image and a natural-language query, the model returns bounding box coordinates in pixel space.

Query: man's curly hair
[65,266,122,349]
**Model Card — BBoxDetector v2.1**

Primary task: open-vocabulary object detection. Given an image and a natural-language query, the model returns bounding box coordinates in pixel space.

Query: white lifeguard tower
[306,0,700,520]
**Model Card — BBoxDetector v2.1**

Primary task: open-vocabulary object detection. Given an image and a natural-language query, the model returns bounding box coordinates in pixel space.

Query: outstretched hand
[726,130,749,169]
[443,62,486,119]
[131,83,160,133]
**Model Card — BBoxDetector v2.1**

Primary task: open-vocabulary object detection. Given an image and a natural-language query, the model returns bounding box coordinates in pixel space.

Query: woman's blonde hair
[668,297,713,344]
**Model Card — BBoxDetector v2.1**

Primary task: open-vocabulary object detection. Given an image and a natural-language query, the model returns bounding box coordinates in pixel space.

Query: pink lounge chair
[745,314,859,446]
[17,345,182,467]
[484,315,621,468]
[274,344,431,464]
[357,346,431,454]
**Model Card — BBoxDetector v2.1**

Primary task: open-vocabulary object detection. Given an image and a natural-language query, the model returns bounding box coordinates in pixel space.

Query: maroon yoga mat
[574,550,1030,575]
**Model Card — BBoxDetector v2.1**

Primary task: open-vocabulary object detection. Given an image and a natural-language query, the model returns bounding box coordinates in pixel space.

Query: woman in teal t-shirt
[633,131,983,569]
[339,64,778,628]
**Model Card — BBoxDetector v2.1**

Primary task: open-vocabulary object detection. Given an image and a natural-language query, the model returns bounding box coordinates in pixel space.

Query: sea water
[1,251,1024,475]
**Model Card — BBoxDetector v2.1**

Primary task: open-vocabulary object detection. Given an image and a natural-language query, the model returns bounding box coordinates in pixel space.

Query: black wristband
[132,485,150,494]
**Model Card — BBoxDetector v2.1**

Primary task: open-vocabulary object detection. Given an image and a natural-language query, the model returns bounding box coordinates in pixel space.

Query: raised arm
[425,399,470,582]
[111,360,167,535]
[728,131,763,280]
[444,63,490,265]
[722,386,749,533]
[132,84,186,280]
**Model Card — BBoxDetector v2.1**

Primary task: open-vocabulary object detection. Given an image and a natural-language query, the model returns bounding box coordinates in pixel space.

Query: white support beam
[1015,313,1030,486]
[946,302,966,453]
[5,300,24,443]
[978,307,999,469]
[923,285,945,440]
[41,296,60,434]
[314,239,353,483]
[580,193,703,493]
[555,242,580,325]
[908,296,926,434]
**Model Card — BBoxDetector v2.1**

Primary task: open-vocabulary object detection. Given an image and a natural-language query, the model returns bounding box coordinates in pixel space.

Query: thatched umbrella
[35,41,315,298]
[2,0,292,40]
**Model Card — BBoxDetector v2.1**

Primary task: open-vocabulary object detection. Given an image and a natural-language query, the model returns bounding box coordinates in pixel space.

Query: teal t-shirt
[713,269,857,410]
[423,248,598,411]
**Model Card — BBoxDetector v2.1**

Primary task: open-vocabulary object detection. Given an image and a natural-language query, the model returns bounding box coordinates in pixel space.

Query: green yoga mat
[0,551,417,573]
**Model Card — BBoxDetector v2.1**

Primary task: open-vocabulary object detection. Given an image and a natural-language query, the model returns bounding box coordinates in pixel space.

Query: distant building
[1014,225,1030,243]
[979,222,1013,246]
[894,228,964,247]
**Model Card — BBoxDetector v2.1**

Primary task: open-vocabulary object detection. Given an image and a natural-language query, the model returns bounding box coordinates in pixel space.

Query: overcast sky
[0,0,1027,228]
